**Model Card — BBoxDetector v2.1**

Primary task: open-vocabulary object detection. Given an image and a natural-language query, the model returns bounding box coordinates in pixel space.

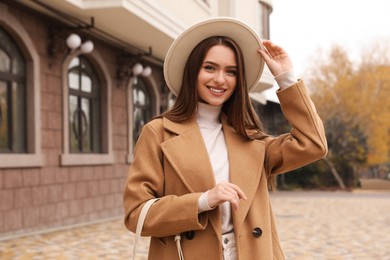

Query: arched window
[61,51,113,166]
[67,56,101,153]
[127,73,160,163]
[0,6,42,168]
[0,27,26,153]
[132,77,152,147]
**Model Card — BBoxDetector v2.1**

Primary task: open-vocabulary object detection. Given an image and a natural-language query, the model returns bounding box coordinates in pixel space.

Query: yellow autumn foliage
[305,44,390,166]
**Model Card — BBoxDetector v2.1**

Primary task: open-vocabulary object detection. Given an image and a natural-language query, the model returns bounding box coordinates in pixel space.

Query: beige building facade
[0,0,273,237]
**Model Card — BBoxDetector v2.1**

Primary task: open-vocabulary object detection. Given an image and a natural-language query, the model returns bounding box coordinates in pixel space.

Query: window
[0,27,26,153]
[0,6,43,168]
[127,74,160,163]
[61,50,113,166]
[67,56,101,153]
[258,1,272,39]
[132,77,152,147]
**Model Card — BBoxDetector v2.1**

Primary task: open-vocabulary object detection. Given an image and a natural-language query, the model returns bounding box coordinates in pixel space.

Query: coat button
[252,227,262,238]
[185,230,195,240]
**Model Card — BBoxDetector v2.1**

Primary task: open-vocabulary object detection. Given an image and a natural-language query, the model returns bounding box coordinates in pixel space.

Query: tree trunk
[323,157,346,189]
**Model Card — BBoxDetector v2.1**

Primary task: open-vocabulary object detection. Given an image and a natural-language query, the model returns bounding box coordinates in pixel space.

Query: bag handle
[132,198,184,260]
[133,198,159,258]
[175,234,184,260]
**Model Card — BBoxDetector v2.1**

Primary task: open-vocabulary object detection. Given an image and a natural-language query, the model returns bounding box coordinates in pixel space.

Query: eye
[226,69,237,76]
[203,65,215,72]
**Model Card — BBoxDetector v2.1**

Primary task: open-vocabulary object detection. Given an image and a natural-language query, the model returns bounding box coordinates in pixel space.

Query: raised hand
[258,40,293,77]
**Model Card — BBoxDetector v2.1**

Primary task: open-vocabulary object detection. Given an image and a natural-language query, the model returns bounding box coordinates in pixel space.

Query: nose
[214,71,225,85]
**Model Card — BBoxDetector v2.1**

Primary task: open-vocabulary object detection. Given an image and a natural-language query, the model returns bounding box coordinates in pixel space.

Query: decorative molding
[61,153,114,166]
[0,3,43,168]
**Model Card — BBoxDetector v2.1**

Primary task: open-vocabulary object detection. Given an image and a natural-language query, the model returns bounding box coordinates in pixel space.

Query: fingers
[258,41,285,63]
[257,40,293,77]
[232,183,247,201]
[207,182,247,211]
[258,48,272,63]
[221,183,245,210]
[262,40,285,57]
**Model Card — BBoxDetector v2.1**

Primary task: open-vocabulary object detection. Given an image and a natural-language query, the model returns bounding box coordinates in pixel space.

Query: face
[196,45,237,106]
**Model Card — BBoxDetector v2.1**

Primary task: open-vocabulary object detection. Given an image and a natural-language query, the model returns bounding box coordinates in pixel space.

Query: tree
[304,43,390,188]
[324,118,367,188]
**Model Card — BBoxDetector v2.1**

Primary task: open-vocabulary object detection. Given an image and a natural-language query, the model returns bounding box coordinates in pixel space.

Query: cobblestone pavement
[0,191,389,260]
[271,191,390,260]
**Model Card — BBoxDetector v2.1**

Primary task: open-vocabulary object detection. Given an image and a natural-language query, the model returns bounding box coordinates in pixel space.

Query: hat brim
[164,17,265,96]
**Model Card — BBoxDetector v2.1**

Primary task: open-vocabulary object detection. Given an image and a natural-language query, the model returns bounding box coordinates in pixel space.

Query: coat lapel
[160,117,217,193]
[160,115,265,237]
[221,115,265,230]
[161,117,222,238]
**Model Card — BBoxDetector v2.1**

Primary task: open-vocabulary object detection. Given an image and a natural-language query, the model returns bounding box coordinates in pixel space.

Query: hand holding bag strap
[133,198,159,258]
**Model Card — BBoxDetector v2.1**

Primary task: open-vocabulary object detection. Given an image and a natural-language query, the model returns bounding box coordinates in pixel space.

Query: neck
[196,102,222,125]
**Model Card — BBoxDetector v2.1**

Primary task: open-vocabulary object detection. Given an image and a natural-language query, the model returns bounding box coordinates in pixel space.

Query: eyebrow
[203,61,237,69]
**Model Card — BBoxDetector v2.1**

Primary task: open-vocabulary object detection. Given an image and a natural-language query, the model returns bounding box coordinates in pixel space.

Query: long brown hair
[161,36,276,189]
[162,36,263,139]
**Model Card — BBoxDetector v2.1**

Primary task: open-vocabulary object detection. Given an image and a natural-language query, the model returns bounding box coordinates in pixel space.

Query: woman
[123,17,327,260]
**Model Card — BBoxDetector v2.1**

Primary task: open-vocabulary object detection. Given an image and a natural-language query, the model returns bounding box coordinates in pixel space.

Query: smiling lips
[208,86,226,94]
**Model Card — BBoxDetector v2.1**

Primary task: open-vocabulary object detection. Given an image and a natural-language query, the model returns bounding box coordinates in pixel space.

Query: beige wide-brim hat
[164,17,265,96]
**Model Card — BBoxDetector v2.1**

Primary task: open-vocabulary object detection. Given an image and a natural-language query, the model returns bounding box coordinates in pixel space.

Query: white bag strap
[132,198,185,260]
[133,198,159,258]
[175,234,185,260]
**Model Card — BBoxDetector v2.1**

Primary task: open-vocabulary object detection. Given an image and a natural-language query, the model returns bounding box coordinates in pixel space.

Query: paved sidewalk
[271,191,390,260]
[0,191,389,259]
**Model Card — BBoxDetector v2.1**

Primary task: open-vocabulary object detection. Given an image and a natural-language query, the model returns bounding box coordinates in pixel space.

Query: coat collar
[161,116,216,192]
[160,115,265,231]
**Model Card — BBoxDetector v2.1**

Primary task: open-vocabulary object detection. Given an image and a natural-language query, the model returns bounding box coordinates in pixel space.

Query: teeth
[209,88,224,93]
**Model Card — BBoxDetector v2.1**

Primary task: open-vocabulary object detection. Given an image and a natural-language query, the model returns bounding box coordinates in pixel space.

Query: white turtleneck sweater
[195,71,296,235]
[196,102,233,234]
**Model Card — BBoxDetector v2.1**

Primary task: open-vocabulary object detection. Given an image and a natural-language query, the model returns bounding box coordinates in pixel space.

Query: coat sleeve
[123,120,208,237]
[261,80,328,175]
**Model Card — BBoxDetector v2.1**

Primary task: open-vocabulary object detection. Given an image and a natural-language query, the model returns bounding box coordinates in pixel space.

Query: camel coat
[123,80,327,260]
